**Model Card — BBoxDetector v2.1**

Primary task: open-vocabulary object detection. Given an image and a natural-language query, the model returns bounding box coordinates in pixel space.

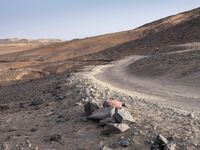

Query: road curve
[87,54,200,112]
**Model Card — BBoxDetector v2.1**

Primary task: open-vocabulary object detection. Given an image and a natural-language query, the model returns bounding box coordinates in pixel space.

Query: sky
[0,0,200,40]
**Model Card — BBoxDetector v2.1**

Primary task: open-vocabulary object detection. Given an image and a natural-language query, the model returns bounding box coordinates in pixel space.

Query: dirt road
[87,52,200,112]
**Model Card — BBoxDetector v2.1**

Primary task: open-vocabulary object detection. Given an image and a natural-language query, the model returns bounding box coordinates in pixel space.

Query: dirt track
[87,49,200,112]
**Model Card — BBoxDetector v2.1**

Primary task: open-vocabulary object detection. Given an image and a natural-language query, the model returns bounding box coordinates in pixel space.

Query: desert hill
[0,7,199,84]
[90,8,200,60]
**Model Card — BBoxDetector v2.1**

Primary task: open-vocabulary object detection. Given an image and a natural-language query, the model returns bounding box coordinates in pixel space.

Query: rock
[35,146,39,150]
[103,100,122,108]
[45,134,63,144]
[19,103,25,108]
[1,143,9,150]
[88,107,115,120]
[56,95,65,101]
[26,140,32,148]
[102,123,130,135]
[156,134,168,145]
[76,102,83,106]
[49,134,63,142]
[30,128,37,132]
[119,138,130,147]
[84,100,100,116]
[187,113,195,119]
[46,111,55,117]
[164,142,176,150]
[100,145,113,150]
[99,141,113,150]
[7,126,17,132]
[151,134,176,150]
[29,99,44,106]
[113,108,135,123]
[0,105,9,111]
[99,117,116,126]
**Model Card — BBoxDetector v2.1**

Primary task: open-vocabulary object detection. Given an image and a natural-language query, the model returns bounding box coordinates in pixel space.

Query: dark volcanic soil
[0,72,151,150]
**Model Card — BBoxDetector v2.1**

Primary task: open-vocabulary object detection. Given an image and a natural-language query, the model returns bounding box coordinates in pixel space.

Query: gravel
[69,66,200,149]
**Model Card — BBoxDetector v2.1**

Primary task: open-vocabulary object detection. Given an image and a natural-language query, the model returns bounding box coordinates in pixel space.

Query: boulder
[88,107,115,120]
[84,100,100,116]
[113,108,135,123]
[102,123,130,135]
[99,117,116,126]
[103,100,122,108]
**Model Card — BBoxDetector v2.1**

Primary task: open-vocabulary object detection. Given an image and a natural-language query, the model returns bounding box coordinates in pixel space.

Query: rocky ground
[128,44,200,82]
[0,65,199,150]
[0,43,200,150]
[72,68,200,150]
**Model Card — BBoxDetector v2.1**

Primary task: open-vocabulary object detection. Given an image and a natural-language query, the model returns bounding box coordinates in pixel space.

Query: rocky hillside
[88,8,200,60]
[0,7,199,84]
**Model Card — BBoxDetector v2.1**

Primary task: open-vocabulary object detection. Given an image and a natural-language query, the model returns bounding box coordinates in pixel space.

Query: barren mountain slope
[1,8,199,66]
[127,46,200,82]
[89,9,200,60]
[124,14,200,84]
[0,8,199,84]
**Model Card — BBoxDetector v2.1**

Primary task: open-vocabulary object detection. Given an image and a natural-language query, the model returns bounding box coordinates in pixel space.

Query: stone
[113,108,135,123]
[102,123,130,135]
[156,134,168,145]
[29,99,44,106]
[56,95,65,101]
[100,145,113,150]
[103,100,122,108]
[30,128,37,132]
[0,105,9,111]
[26,140,32,148]
[164,142,176,150]
[151,134,174,150]
[119,138,130,147]
[88,107,115,120]
[19,103,25,108]
[46,112,55,117]
[34,146,39,150]
[84,100,100,116]
[99,141,113,150]
[187,113,195,119]
[45,134,63,144]
[1,143,9,150]
[99,117,116,126]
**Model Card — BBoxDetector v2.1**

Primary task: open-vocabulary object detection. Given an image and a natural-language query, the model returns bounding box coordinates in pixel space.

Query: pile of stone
[84,99,135,135]
[151,134,176,150]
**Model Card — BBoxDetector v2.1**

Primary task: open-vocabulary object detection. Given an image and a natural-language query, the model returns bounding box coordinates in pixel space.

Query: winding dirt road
[87,52,200,112]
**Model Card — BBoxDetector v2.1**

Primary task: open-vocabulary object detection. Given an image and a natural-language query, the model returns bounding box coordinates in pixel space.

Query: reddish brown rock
[103,100,122,109]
